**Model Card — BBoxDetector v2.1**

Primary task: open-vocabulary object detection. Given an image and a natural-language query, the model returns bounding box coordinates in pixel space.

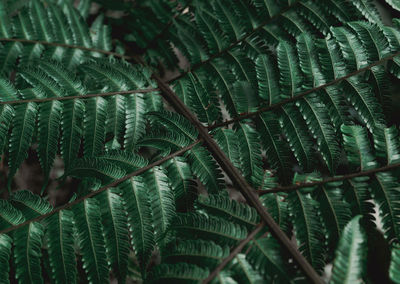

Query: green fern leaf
[8,102,38,189]
[186,145,224,193]
[46,210,77,284]
[195,194,260,228]
[61,99,85,170]
[147,262,209,283]
[0,234,12,284]
[37,100,62,188]
[171,213,248,245]
[144,166,176,242]
[120,177,155,272]
[390,243,400,283]
[330,215,367,284]
[246,236,292,282]
[162,239,229,267]
[72,198,109,283]
[13,222,45,284]
[288,189,325,271]
[84,97,108,157]
[97,188,130,283]
[230,253,264,284]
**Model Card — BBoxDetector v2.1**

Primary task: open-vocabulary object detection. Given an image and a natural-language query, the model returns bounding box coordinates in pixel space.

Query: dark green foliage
[1,0,400,283]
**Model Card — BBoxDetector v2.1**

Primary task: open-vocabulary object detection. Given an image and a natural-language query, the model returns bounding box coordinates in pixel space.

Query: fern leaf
[66,157,126,183]
[297,94,341,173]
[236,123,263,186]
[13,223,45,284]
[46,210,77,284]
[0,234,12,284]
[165,157,196,212]
[144,166,176,242]
[99,150,148,172]
[162,239,229,267]
[260,192,289,233]
[97,188,130,283]
[72,198,109,284]
[256,54,281,105]
[342,124,378,171]
[213,128,241,169]
[10,190,52,218]
[171,213,248,245]
[124,94,147,151]
[120,177,155,272]
[256,112,292,178]
[315,183,352,251]
[371,172,400,242]
[330,215,367,284]
[147,263,209,283]
[37,100,62,188]
[8,102,38,189]
[61,99,85,170]
[0,200,25,230]
[0,105,14,157]
[196,194,260,228]
[390,243,400,283]
[280,104,315,171]
[230,253,264,284]
[246,236,292,282]
[84,97,108,157]
[148,111,198,141]
[373,125,400,165]
[186,145,224,193]
[288,189,325,271]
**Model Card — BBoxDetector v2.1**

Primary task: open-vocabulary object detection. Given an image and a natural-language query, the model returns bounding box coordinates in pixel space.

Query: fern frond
[330,215,367,284]
[171,213,248,245]
[147,262,209,283]
[46,210,77,284]
[72,198,109,283]
[120,177,155,272]
[195,194,259,228]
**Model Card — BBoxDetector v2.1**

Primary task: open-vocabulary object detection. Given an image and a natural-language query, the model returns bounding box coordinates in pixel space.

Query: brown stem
[0,140,201,235]
[139,55,323,284]
[203,222,264,283]
[258,162,400,195]
[0,38,132,60]
[209,50,400,130]
[0,88,159,105]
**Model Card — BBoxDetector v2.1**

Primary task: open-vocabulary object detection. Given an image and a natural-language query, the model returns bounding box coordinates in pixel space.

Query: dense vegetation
[1,0,400,283]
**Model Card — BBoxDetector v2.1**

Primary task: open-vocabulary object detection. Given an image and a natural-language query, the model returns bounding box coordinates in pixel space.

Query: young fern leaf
[330,215,367,284]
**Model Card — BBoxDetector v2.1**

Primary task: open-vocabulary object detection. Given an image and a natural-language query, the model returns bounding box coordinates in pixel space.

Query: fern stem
[209,49,400,130]
[258,162,400,195]
[0,140,201,235]
[0,38,132,59]
[142,56,324,284]
[0,88,159,105]
[203,222,264,283]
[166,1,300,83]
